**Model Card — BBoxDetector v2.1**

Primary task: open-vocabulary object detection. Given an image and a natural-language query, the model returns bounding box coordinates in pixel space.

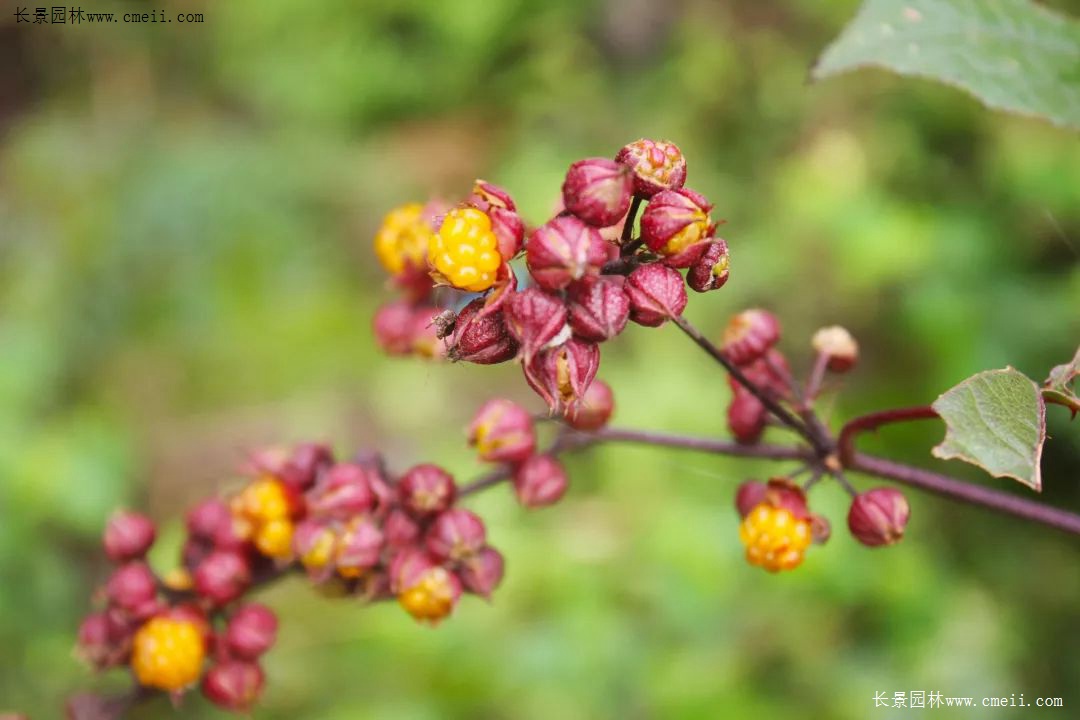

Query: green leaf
[931,367,1046,490]
[1043,346,1080,417]
[812,0,1080,129]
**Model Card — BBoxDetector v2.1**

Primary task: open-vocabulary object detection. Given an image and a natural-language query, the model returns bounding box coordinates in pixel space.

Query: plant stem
[837,405,939,465]
[804,351,829,401]
[671,314,829,454]
[849,452,1080,536]
[457,423,1080,536]
[458,426,807,497]
[621,195,643,246]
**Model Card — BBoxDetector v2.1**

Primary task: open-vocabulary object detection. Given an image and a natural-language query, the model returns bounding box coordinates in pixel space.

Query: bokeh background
[2,0,1079,717]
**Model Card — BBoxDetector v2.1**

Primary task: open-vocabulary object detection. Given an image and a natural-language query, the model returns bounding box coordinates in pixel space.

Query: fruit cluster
[371,139,731,418]
[67,138,922,717]
[74,398,606,713]
[76,508,276,711]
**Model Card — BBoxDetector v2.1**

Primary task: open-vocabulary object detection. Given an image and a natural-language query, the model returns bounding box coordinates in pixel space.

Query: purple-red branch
[837,406,940,466]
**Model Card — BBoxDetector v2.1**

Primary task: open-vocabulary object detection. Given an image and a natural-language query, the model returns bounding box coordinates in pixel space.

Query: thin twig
[671,315,828,454]
[849,452,1080,536]
[837,405,939,466]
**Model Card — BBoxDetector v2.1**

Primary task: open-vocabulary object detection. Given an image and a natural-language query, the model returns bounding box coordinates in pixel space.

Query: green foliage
[931,368,1046,490]
[1,0,1079,717]
[813,0,1080,128]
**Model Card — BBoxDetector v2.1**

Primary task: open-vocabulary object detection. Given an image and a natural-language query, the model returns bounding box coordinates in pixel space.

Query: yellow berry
[233,478,291,525]
[130,616,206,692]
[739,503,812,573]
[397,567,458,624]
[374,203,433,276]
[254,518,294,559]
[428,208,503,292]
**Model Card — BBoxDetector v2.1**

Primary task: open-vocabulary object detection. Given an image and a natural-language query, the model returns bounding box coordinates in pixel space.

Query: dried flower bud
[566,276,630,342]
[103,511,156,563]
[640,188,714,265]
[721,309,781,366]
[76,612,130,669]
[383,508,422,548]
[459,546,505,599]
[279,442,333,492]
[105,562,158,613]
[504,288,570,361]
[731,348,792,400]
[426,508,487,561]
[523,338,600,413]
[848,488,910,547]
[202,661,265,713]
[399,464,457,516]
[727,391,766,444]
[525,215,611,291]
[193,550,251,606]
[468,399,536,464]
[811,514,832,545]
[372,300,416,356]
[224,604,278,660]
[293,520,337,580]
[308,463,375,519]
[614,139,687,197]
[687,238,730,293]
[624,264,687,327]
[447,297,518,365]
[562,157,634,228]
[186,499,245,550]
[335,517,385,576]
[735,480,768,518]
[812,325,859,372]
[468,180,526,259]
[512,454,569,508]
[563,378,614,431]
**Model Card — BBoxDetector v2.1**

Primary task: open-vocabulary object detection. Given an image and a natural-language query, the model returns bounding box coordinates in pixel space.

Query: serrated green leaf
[1042,346,1080,417]
[931,367,1046,490]
[812,0,1080,129]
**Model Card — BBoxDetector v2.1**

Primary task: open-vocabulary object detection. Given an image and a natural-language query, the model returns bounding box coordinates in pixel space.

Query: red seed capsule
[848,488,910,547]
[426,508,487,562]
[624,264,687,327]
[614,138,687,198]
[202,660,265,712]
[720,309,780,366]
[512,454,569,508]
[563,379,615,431]
[105,562,158,613]
[468,399,537,465]
[193,550,251,606]
[224,604,278,660]
[562,157,634,228]
[102,511,156,563]
[399,464,457,517]
[525,215,611,291]
[566,276,630,343]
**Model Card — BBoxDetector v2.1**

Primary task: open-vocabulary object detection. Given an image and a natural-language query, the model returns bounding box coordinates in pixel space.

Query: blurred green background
[2,0,1079,717]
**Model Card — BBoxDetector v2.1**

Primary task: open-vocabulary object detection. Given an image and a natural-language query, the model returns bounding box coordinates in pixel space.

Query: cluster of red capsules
[371,138,729,418]
[70,138,914,716]
[369,138,910,574]
[74,409,599,712]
